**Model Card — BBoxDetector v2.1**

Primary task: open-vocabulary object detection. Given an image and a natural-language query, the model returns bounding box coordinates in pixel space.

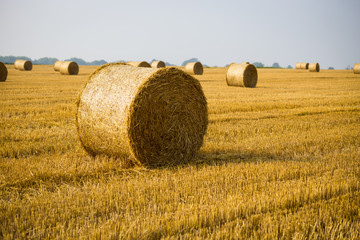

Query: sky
[0,0,359,69]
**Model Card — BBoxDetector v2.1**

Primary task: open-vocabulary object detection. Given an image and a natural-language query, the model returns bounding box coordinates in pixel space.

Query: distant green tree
[272,62,281,68]
[252,62,264,68]
[182,58,199,66]
[287,65,293,69]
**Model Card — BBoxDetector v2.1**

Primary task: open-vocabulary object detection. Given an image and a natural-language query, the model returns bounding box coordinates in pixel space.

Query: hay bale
[353,63,360,74]
[295,63,302,69]
[60,61,79,75]
[54,61,64,71]
[309,63,320,72]
[226,63,258,88]
[300,62,309,69]
[185,62,203,75]
[76,63,208,167]
[241,61,250,65]
[151,61,166,68]
[127,61,151,68]
[0,62,7,82]
[14,59,32,71]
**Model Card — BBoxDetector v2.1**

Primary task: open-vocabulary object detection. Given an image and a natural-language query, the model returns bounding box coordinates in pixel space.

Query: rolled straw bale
[226,63,258,88]
[127,61,151,68]
[151,61,166,68]
[353,63,360,74]
[185,62,203,75]
[241,62,250,65]
[60,61,79,75]
[309,63,320,72]
[14,59,32,71]
[300,62,309,69]
[76,63,208,167]
[54,61,64,71]
[0,62,7,82]
[295,63,302,69]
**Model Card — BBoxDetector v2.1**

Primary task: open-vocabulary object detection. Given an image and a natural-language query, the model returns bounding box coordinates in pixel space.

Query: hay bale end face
[353,63,360,74]
[14,59,32,71]
[127,61,151,68]
[60,61,79,75]
[309,63,320,72]
[76,63,208,167]
[54,61,64,71]
[0,62,7,82]
[226,63,258,88]
[185,62,203,75]
[151,61,166,68]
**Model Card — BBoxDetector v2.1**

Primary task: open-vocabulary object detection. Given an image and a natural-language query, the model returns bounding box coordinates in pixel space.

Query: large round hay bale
[353,63,360,74]
[60,61,79,75]
[151,61,166,68]
[295,63,302,69]
[0,62,7,82]
[127,61,151,68]
[241,61,250,65]
[226,63,258,88]
[300,62,309,69]
[14,59,32,71]
[76,63,208,167]
[185,62,203,75]
[309,63,320,72]
[54,61,64,71]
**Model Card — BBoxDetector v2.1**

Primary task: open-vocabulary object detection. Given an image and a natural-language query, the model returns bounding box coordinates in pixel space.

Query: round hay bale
[14,59,32,71]
[127,61,151,68]
[295,63,302,69]
[309,63,320,72]
[353,63,360,74]
[226,63,258,88]
[54,61,64,71]
[60,61,79,75]
[241,61,250,65]
[76,63,208,167]
[185,62,203,75]
[151,61,166,68]
[300,62,309,69]
[0,62,7,82]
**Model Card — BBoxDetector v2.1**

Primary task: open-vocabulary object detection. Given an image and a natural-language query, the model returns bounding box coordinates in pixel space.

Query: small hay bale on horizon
[54,61,64,71]
[309,63,320,72]
[127,61,151,68]
[241,61,250,65]
[0,62,7,82]
[185,62,203,75]
[151,61,166,68]
[300,62,309,69]
[353,63,360,74]
[226,63,258,88]
[60,61,79,75]
[14,59,32,71]
[76,63,208,167]
[295,63,302,69]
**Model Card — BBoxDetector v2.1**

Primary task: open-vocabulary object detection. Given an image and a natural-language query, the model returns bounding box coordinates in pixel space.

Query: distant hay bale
[151,61,166,68]
[353,63,360,74]
[185,62,203,75]
[54,61,64,71]
[309,63,320,72]
[14,59,32,71]
[127,61,151,68]
[60,61,79,75]
[300,62,309,69]
[241,62,250,65]
[0,62,7,82]
[76,63,208,167]
[226,63,258,88]
[295,63,302,69]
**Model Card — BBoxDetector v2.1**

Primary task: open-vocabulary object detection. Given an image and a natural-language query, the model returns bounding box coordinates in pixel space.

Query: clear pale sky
[1,0,359,69]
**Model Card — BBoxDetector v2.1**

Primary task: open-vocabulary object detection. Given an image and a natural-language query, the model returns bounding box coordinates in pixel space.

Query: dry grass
[1,65,360,239]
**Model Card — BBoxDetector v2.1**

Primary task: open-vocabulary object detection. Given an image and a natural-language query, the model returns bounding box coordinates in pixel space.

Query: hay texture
[54,61,64,71]
[295,63,302,69]
[353,63,360,74]
[300,62,309,69]
[151,61,166,68]
[76,63,208,167]
[14,59,32,71]
[127,61,151,68]
[0,62,7,82]
[60,61,79,75]
[226,63,258,88]
[185,62,203,75]
[309,63,320,72]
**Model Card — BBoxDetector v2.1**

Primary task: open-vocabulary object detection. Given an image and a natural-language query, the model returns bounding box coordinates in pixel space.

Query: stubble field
[0,65,359,239]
